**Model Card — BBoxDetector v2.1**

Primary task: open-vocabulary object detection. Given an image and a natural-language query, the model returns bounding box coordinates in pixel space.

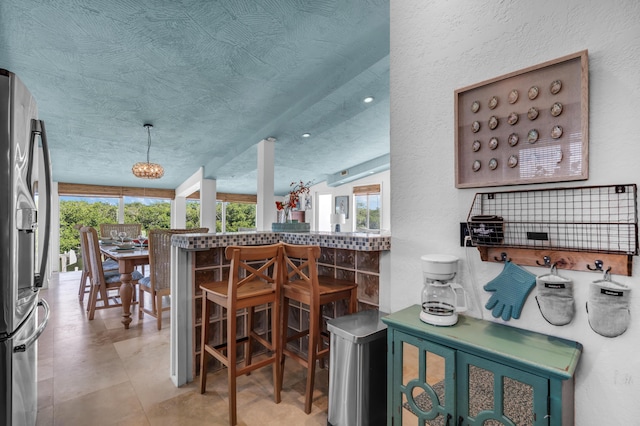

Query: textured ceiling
[0,0,389,195]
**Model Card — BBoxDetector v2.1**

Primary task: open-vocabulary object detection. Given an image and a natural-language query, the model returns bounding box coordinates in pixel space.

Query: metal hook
[536,255,551,267]
[587,259,604,271]
[493,252,510,262]
[603,266,612,281]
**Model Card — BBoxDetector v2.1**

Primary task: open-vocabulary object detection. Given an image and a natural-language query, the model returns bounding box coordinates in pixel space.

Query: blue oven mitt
[483,261,536,321]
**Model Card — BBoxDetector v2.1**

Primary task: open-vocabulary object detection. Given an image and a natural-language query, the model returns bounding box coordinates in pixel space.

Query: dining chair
[99,223,147,275]
[279,243,358,414]
[99,223,142,240]
[75,224,118,303]
[199,243,283,426]
[138,227,208,330]
[81,226,143,320]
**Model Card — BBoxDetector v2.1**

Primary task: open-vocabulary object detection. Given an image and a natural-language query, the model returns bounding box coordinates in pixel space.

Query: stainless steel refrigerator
[0,69,52,425]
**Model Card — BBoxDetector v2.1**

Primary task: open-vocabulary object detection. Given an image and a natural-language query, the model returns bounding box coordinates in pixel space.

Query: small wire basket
[467,184,638,255]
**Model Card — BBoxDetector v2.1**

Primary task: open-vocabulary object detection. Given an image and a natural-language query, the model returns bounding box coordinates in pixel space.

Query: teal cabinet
[382,305,582,426]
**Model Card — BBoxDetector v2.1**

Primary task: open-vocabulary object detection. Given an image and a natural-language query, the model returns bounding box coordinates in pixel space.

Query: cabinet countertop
[170,230,391,252]
[382,305,582,381]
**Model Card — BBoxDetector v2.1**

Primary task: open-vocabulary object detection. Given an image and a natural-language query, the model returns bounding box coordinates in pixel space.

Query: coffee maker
[420,254,468,326]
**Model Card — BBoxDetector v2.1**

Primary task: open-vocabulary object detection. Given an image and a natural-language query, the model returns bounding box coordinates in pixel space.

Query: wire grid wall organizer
[467,184,638,255]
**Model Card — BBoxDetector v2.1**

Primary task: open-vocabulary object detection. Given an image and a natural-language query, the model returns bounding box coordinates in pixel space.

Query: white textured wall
[390,1,640,424]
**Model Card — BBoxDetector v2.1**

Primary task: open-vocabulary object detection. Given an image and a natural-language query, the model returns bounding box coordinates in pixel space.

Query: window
[216,194,256,232]
[354,184,381,232]
[186,199,201,229]
[58,195,119,263]
[123,196,171,232]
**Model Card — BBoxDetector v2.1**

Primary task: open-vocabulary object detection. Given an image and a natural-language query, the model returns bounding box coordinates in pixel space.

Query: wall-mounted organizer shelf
[467,184,638,276]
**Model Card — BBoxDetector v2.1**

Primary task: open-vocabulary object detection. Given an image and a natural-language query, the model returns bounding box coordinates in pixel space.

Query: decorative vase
[277,208,294,223]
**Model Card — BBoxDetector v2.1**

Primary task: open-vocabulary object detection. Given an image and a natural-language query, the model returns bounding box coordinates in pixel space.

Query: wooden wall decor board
[455,50,589,188]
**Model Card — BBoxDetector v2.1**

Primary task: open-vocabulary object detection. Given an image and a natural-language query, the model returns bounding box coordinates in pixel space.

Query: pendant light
[132,123,164,179]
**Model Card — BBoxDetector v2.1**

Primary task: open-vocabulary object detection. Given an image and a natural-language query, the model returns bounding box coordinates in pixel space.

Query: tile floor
[36,271,330,425]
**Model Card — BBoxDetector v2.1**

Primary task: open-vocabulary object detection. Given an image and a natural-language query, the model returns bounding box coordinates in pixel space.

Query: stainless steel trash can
[327,310,388,426]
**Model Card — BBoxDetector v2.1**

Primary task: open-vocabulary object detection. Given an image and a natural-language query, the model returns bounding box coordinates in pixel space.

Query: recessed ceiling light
[363,96,374,103]
[302,133,311,138]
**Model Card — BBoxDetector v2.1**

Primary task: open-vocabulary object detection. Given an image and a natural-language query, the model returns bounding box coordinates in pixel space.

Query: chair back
[224,243,282,299]
[99,223,142,239]
[81,226,107,287]
[281,243,322,297]
[147,228,208,292]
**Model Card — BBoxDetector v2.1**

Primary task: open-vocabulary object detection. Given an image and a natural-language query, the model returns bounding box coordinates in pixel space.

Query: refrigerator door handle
[31,119,52,288]
[13,299,50,353]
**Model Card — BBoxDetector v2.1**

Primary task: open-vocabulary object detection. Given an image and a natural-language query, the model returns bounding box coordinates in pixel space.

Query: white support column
[118,198,125,224]
[170,246,193,386]
[256,137,276,231]
[174,167,207,229]
[200,178,216,231]
[171,197,186,229]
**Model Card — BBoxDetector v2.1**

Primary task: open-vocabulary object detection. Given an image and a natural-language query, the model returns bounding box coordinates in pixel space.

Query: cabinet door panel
[457,352,548,426]
[393,331,456,425]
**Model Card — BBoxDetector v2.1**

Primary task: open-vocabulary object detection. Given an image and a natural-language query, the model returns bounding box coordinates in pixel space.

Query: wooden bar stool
[199,243,282,426]
[280,243,358,414]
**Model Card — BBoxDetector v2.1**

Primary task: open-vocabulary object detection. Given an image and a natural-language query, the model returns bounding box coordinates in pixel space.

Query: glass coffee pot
[419,254,468,326]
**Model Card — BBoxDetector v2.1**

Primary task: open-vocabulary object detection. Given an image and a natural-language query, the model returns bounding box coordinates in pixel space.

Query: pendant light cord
[145,124,153,163]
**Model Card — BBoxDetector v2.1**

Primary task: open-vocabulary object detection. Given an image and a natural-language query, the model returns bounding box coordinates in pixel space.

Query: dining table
[100,243,149,329]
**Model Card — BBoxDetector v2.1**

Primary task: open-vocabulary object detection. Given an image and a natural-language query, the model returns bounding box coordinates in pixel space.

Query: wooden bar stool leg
[272,297,281,404]
[228,307,238,426]
[349,289,358,314]
[199,296,210,394]
[304,306,320,414]
[280,297,290,387]
[246,307,254,372]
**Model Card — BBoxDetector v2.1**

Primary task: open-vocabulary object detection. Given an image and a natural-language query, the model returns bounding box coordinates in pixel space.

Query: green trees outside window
[59,199,198,254]
[221,202,256,232]
[355,193,381,231]
[59,200,118,254]
[59,198,256,255]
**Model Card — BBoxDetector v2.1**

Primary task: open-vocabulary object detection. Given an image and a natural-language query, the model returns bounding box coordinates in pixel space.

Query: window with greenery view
[355,191,381,231]
[59,197,118,255]
[59,196,202,255]
[219,202,256,232]
[59,196,255,256]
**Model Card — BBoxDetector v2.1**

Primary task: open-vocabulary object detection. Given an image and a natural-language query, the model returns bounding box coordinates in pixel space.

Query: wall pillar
[171,197,186,229]
[200,178,216,231]
[256,137,276,231]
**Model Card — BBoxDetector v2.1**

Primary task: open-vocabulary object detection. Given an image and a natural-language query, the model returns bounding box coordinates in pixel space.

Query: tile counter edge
[170,231,391,251]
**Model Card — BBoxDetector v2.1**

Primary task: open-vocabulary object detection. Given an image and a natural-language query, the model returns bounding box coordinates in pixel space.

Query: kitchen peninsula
[168,230,391,387]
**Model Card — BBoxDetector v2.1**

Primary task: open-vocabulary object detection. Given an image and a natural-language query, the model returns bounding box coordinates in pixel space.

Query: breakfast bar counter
[170,231,391,251]
[169,231,391,387]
